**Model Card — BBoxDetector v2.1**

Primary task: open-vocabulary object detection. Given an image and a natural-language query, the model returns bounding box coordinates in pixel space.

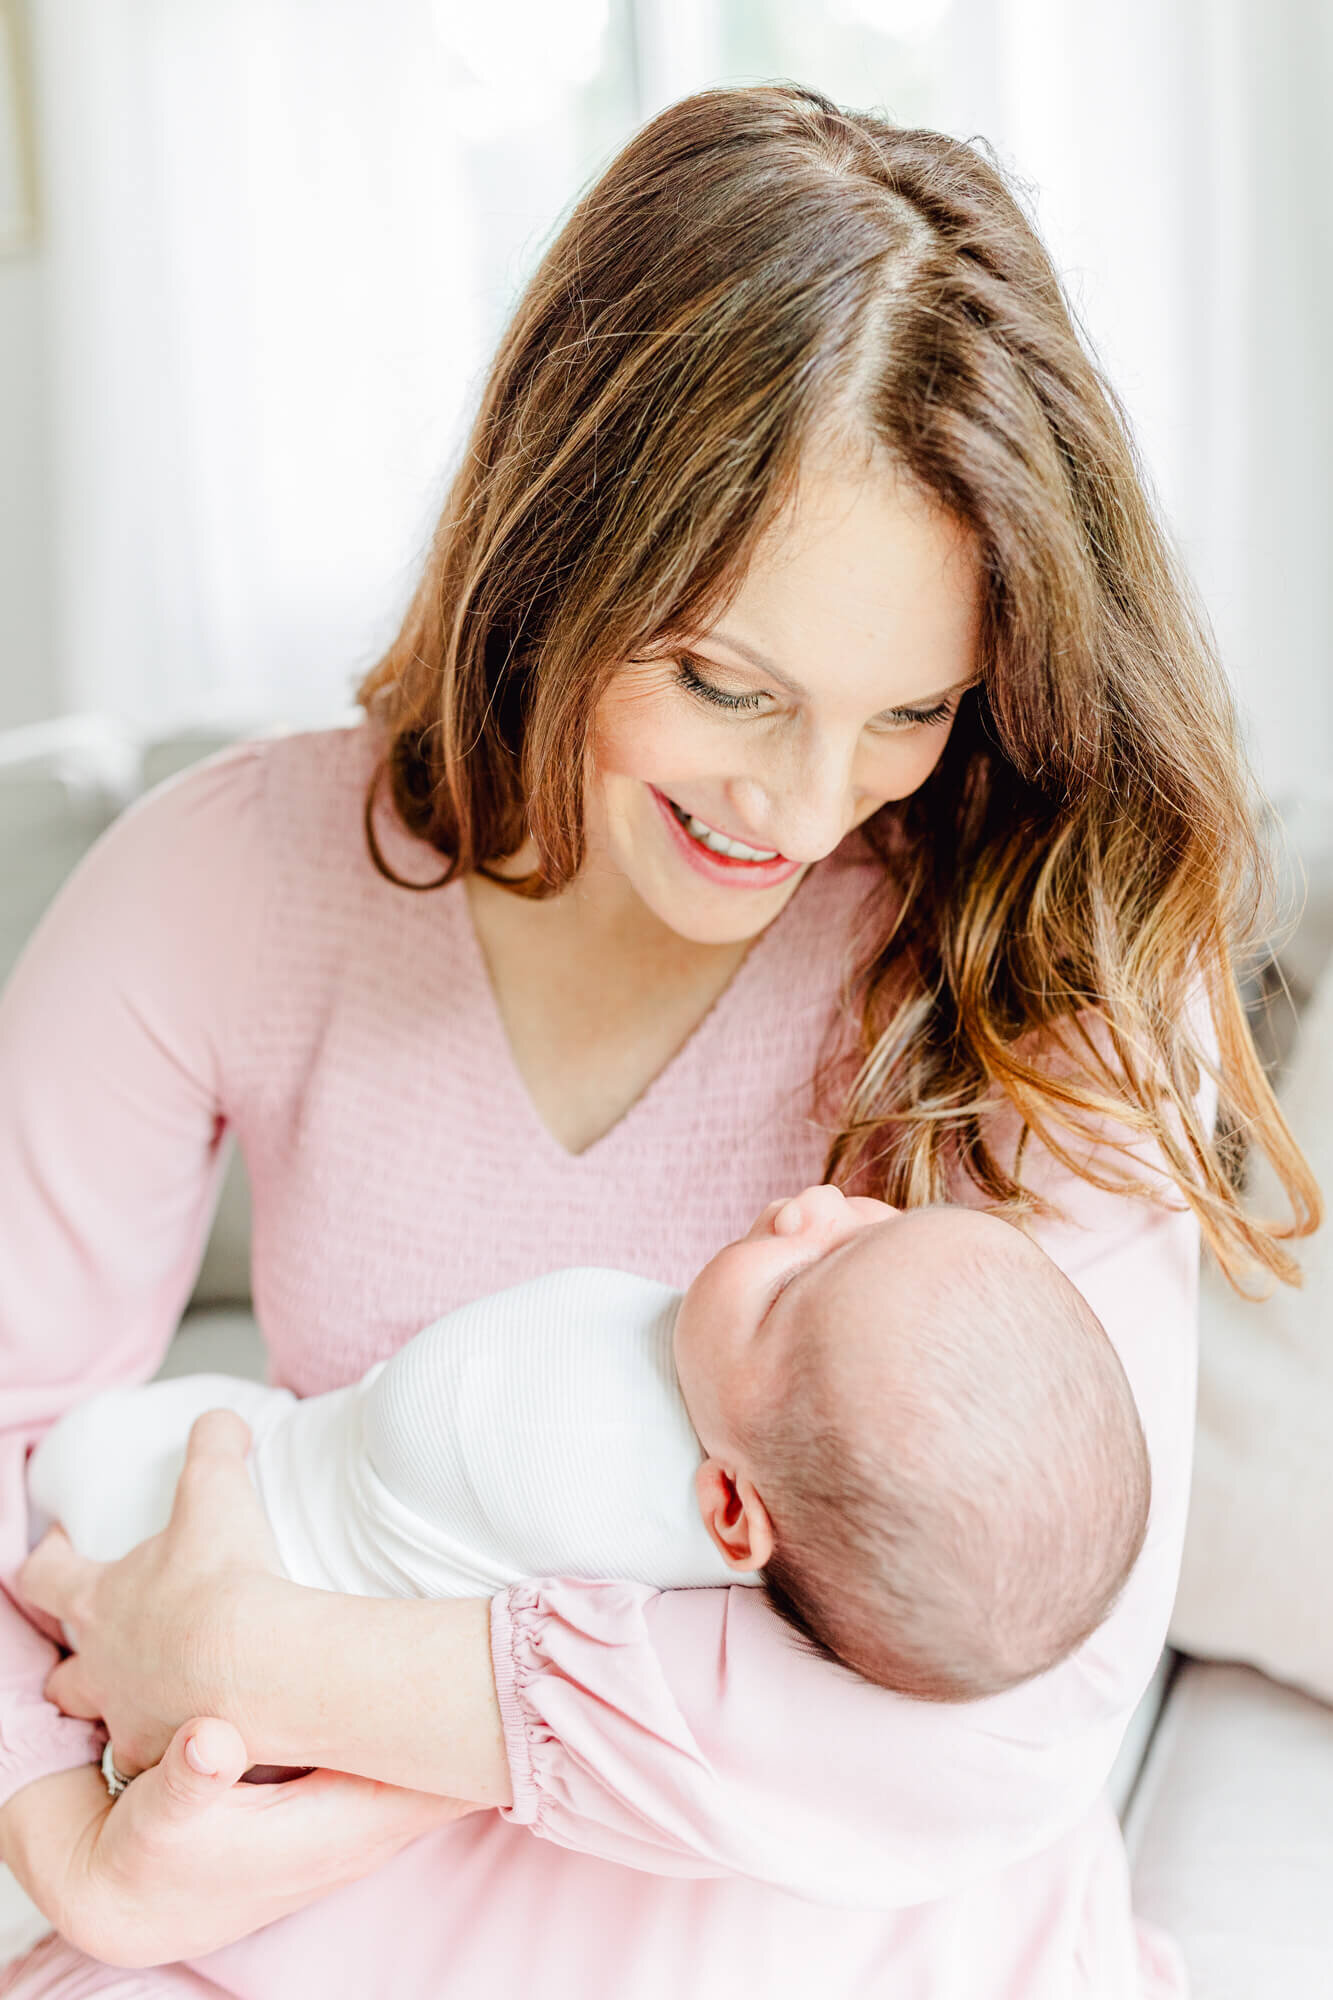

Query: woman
[0,84,1315,1999]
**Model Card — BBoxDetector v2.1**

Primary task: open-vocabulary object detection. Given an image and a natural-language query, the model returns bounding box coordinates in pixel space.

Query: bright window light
[824,0,953,42]
[432,0,610,90]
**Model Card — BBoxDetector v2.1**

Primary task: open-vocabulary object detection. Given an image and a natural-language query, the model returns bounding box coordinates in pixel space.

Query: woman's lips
[648,787,803,890]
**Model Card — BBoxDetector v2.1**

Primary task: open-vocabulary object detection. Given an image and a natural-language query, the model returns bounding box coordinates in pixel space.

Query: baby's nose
[772,1184,846,1236]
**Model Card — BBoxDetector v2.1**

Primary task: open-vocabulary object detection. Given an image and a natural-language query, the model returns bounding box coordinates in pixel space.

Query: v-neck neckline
[451,868,821,1169]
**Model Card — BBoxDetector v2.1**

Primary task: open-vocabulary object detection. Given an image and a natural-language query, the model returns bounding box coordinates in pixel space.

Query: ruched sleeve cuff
[489,1585,547,1828]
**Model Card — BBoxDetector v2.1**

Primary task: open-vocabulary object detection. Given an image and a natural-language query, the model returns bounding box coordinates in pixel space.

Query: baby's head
[673,1185,1150,1701]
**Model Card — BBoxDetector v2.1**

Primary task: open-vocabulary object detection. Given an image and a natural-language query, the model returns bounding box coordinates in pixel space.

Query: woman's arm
[29,1058,1213,1911]
[0,746,267,1815]
[0,744,466,1959]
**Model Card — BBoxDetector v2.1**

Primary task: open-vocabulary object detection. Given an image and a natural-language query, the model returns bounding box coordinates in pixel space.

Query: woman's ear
[694,1459,774,1571]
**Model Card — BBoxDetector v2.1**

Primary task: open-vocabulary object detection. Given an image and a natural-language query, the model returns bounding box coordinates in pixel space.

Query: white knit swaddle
[28,1268,754,1597]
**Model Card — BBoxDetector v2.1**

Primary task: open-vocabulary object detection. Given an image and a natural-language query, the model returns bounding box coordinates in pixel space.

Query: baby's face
[672,1183,901,1461]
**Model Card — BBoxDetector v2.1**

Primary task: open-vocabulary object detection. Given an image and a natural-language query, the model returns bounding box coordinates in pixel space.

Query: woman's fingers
[184,1406,253,1464]
[17,1522,99,1630]
[173,1409,254,1515]
[251,1767,479,1860]
[78,1760,475,1967]
[43,1652,104,1721]
[170,1410,283,1568]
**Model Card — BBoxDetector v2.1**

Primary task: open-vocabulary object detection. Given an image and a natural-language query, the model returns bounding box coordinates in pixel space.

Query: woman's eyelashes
[675,656,764,712]
[673,656,957,729]
[879,697,955,729]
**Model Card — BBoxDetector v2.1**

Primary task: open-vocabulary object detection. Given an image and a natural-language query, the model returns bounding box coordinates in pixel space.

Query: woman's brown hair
[357,81,1319,1287]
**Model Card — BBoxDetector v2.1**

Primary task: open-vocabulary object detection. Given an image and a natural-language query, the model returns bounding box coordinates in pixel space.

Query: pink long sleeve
[0,746,268,1811]
[489,1111,1208,1909]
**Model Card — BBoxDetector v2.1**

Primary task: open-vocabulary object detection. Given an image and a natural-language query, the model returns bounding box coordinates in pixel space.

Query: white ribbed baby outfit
[28,1268,754,1596]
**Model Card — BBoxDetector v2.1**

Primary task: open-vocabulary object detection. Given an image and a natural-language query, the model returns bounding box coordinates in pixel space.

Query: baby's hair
[750,1208,1150,1701]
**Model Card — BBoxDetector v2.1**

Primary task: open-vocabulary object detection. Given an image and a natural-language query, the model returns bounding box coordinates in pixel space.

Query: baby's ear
[694,1460,774,1571]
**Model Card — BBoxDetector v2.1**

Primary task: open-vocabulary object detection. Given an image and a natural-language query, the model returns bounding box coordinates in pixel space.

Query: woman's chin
[630,861,808,947]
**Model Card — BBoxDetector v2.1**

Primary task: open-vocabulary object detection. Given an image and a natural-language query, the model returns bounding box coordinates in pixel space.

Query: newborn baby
[28,1185,1149,1702]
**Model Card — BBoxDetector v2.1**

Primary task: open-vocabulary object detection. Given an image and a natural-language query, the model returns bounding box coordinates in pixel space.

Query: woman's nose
[730,741,860,864]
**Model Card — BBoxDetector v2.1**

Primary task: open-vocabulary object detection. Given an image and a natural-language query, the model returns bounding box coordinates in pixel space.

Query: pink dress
[0,726,1197,1998]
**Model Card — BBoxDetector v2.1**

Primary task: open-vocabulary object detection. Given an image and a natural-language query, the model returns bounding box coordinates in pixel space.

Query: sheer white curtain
[30,0,1332,804]
[942,0,1333,810]
[30,0,622,730]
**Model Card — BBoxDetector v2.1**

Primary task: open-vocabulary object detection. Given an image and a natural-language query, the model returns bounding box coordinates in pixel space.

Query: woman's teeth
[669,799,780,863]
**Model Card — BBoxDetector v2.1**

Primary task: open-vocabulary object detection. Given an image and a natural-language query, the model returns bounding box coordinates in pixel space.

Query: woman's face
[583,450,983,945]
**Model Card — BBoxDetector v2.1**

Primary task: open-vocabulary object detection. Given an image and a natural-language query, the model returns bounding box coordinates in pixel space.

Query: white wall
[0,253,53,728]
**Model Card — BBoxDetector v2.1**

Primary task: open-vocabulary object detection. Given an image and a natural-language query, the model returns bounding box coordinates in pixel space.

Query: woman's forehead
[698,458,981,706]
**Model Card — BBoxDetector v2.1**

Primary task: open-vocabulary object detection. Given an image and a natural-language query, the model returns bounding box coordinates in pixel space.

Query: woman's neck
[464,855,758,1157]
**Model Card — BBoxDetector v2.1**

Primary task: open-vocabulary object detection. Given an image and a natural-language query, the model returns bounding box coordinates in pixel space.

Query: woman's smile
[648,785,804,890]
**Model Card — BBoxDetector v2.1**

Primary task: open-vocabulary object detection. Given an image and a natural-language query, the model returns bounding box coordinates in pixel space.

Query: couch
[1,718,1330,1993]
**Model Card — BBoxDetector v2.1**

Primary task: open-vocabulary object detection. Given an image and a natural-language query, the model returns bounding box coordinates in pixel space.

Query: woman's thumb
[139,1717,248,1824]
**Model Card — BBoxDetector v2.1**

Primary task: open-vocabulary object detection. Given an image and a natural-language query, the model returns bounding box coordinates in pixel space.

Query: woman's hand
[20,1406,514,1808]
[1,1716,478,1969]
[18,1410,285,1774]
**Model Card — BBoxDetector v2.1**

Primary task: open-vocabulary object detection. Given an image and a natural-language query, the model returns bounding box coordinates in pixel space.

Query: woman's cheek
[873,722,959,804]
[591,672,698,783]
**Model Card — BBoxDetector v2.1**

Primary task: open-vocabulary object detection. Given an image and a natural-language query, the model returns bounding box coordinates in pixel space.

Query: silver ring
[101,1739,134,1798]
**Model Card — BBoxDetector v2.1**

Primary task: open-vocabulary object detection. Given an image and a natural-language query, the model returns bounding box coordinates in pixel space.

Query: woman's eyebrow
[705,630,809,697]
[701,630,977,712]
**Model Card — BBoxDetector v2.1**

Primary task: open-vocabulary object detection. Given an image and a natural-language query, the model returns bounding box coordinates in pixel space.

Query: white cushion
[1170,943,1333,1704]
[1126,1660,1333,1999]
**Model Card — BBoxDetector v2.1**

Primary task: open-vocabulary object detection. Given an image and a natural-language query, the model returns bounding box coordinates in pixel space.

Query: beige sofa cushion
[1127,1661,1333,1999]
[1170,938,1333,1704]
[0,726,135,988]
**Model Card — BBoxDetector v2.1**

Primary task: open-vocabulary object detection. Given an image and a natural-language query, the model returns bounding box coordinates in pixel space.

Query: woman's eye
[879,698,956,730]
[675,656,959,731]
[675,658,765,712]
